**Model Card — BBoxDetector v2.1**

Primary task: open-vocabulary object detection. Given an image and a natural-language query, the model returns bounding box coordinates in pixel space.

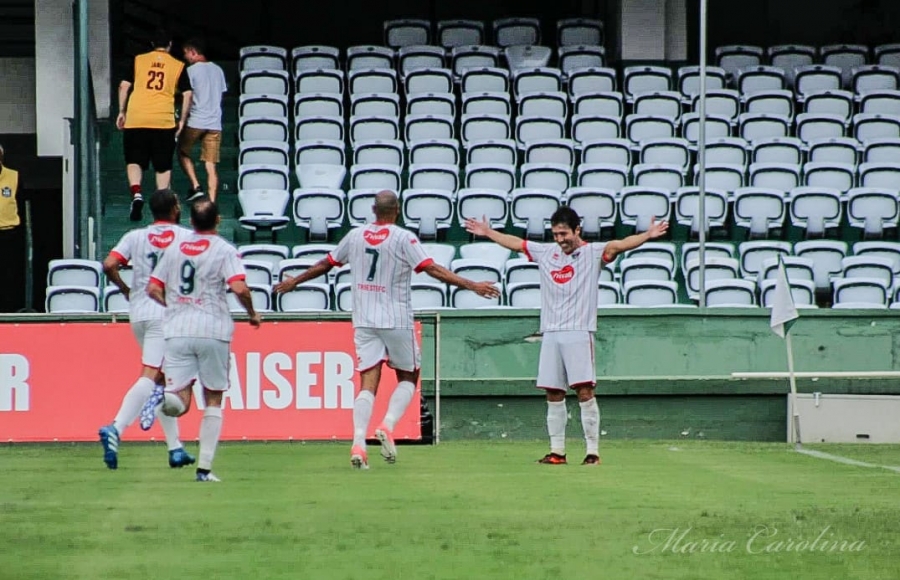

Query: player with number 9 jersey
[150,231,246,343]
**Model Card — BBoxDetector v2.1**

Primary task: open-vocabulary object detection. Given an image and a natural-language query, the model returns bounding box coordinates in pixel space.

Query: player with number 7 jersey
[273,191,499,470]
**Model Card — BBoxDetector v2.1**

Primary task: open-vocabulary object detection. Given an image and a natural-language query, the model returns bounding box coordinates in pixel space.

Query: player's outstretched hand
[272,278,296,295]
[249,313,262,328]
[464,216,492,238]
[471,281,501,298]
[647,217,669,239]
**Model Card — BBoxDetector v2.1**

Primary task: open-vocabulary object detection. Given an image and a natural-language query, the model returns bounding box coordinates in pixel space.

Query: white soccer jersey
[109,223,192,322]
[327,223,433,329]
[524,241,610,332]
[150,233,246,342]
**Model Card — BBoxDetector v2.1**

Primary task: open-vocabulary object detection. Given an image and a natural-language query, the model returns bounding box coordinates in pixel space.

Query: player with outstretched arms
[144,198,261,482]
[274,190,500,469]
[466,207,668,465]
[98,189,195,470]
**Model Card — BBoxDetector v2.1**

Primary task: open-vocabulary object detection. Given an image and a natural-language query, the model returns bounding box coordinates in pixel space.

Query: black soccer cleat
[129,194,144,222]
[581,454,602,466]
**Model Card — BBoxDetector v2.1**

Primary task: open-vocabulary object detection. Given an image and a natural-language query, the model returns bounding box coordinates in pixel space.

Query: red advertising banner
[0,321,422,442]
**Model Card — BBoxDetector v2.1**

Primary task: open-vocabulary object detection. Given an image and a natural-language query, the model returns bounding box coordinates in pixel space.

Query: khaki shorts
[178,127,221,163]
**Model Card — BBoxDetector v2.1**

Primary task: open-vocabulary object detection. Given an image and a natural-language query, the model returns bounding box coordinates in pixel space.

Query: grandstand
[0,1,900,312]
[47,11,891,313]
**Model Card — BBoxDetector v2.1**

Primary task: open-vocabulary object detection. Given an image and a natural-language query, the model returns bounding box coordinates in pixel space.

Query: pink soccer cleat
[350,445,369,470]
[375,424,397,464]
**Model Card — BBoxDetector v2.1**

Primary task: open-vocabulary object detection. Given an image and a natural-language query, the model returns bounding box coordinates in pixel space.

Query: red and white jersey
[109,223,192,322]
[327,223,433,329]
[149,233,246,342]
[523,241,609,332]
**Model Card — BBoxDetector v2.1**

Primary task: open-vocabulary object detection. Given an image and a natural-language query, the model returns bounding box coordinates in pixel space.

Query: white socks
[158,413,183,451]
[112,377,155,432]
[198,406,223,470]
[382,381,415,431]
[580,398,601,456]
[547,400,568,455]
[352,390,375,449]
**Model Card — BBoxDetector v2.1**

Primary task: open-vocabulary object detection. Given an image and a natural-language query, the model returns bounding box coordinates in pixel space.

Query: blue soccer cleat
[99,425,120,470]
[139,385,165,431]
[169,447,196,468]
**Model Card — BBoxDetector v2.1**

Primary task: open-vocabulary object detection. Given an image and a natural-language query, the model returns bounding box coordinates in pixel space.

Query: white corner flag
[769,254,802,447]
[770,255,799,338]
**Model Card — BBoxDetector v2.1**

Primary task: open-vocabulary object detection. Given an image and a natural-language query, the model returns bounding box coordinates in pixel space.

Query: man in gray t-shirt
[177,38,227,202]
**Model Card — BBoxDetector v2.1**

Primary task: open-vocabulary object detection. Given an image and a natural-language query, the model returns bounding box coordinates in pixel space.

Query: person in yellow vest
[0,143,25,312]
[117,30,193,222]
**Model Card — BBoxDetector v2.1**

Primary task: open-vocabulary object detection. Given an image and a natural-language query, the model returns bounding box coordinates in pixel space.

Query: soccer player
[273,190,500,469]
[465,208,668,465]
[98,189,195,470]
[146,198,261,482]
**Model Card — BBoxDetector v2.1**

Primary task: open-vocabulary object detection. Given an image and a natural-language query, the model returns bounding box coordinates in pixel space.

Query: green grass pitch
[1,440,899,580]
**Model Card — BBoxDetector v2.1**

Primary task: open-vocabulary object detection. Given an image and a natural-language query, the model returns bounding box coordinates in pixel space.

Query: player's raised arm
[601,217,669,262]
[272,256,336,294]
[464,215,526,253]
[421,262,500,298]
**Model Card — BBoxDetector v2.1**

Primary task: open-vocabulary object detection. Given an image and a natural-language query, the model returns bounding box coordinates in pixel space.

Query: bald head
[191,197,219,232]
[373,190,400,222]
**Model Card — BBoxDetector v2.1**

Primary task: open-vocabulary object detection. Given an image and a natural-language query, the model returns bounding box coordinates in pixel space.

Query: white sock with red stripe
[112,377,154,432]
[382,381,415,431]
[353,390,375,449]
[580,398,600,456]
[198,406,223,470]
[547,400,568,455]
[158,413,183,451]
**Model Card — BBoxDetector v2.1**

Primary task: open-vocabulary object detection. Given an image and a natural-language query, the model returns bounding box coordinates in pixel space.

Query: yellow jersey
[123,49,191,129]
[0,167,20,229]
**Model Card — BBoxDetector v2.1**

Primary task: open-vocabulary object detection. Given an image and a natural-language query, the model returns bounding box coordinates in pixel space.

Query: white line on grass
[795,447,900,474]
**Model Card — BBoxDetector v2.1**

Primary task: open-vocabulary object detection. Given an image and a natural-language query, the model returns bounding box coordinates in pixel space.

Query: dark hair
[149,29,171,49]
[183,37,206,56]
[191,197,219,231]
[149,189,179,220]
[550,206,581,232]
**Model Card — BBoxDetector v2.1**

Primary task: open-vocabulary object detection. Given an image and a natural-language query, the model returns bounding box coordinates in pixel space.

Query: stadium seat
[401,189,454,239]
[238,189,291,236]
[832,277,888,308]
[767,44,815,86]
[748,162,800,194]
[276,259,328,284]
[347,46,394,71]
[757,257,816,286]
[239,116,289,142]
[852,65,900,94]
[46,286,100,313]
[296,139,345,167]
[571,115,622,146]
[853,241,900,274]
[744,89,794,120]
[242,260,275,286]
[565,187,617,239]
[291,46,340,74]
[406,114,455,142]
[385,19,431,50]
[295,69,344,95]
[847,187,899,238]
[451,286,502,309]
[350,164,402,192]
[335,283,353,312]
[821,44,869,88]
[506,282,541,308]
[404,68,454,95]
[619,257,674,285]
[677,66,727,103]
[576,163,628,192]
[581,139,632,166]
[465,163,516,193]
[794,240,848,292]
[47,259,102,287]
[354,139,405,167]
[520,163,570,191]
[804,89,854,121]
[633,163,684,192]
[291,243,337,262]
[239,94,289,118]
[750,137,803,165]
[705,278,757,308]
[715,45,764,81]
[294,116,344,142]
[461,114,511,146]
[408,139,460,166]
[738,241,792,280]
[841,256,894,288]
[240,141,290,166]
[437,20,484,50]
[691,89,740,122]
[733,187,786,238]
[573,92,624,119]
[619,186,671,233]
[759,278,817,308]
[347,189,379,225]
[237,244,290,270]
[295,92,344,117]
[859,90,900,116]
[806,137,859,165]
[459,243,511,271]
[684,257,740,300]
[681,113,731,144]
[795,65,842,102]
[558,45,606,77]
[524,139,576,169]
[700,137,748,166]
[348,68,398,94]
[674,187,729,236]
[103,286,128,313]
[411,283,448,310]
[456,188,509,229]
[515,116,566,149]
[493,17,541,48]
[510,188,562,238]
[452,46,502,79]
[238,164,290,191]
[598,281,621,306]
[505,259,539,285]
[567,67,618,96]
[557,17,603,47]
[623,66,672,103]
[240,45,287,72]
[462,91,512,117]
[736,66,786,95]
[623,280,679,307]
[277,283,331,312]
[788,186,843,238]
[292,188,345,238]
[350,93,400,118]
[406,92,455,117]
[241,69,290,95]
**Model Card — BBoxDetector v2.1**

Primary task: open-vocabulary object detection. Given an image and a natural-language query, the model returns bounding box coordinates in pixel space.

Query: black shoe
[537,452,567,465]
[186,187,204,202]
[129,194,144,222]
[581,454,601,466]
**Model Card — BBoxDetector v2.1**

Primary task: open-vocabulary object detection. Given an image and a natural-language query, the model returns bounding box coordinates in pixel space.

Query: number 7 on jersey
[365,248,379,281]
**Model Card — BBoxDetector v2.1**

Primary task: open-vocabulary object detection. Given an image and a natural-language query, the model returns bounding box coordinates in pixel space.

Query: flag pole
[785,330,802,449]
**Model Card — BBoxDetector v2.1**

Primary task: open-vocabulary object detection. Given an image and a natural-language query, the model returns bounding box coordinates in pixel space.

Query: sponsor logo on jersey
[363,228,390,246]
[550,265,575,284]
[180,238,210,256]
[148,229,176,249]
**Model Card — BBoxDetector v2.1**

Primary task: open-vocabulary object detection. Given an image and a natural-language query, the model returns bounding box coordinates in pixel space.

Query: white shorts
[131,319,165,369]
[163,337,231,393]
[354,328,421,372]
[536,330,596,391]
